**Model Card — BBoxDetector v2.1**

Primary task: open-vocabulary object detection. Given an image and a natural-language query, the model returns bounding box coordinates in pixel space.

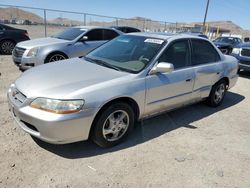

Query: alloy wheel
[214,83,225,104]
[49,54,66,62]
[1,41,15,54]
[102,110,130,142]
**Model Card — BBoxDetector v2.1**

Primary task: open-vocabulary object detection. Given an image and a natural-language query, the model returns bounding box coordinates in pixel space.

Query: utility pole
[202,0,210,33]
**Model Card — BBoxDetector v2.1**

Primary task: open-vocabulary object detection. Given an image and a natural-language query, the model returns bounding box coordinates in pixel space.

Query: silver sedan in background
[12,26,122,70]
[8,33,238,147]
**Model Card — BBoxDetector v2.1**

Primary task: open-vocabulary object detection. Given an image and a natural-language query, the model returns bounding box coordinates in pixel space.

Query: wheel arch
[219,77,229,89]
[44,51,69,63]
[89,97,140,137]
[0,38,17,44]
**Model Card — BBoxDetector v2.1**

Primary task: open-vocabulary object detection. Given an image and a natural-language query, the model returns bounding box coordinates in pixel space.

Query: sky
[0,0,250,29]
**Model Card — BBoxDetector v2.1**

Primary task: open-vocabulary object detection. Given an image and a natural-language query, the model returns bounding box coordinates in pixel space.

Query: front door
[145,39,195,116]
[69,29,107,57]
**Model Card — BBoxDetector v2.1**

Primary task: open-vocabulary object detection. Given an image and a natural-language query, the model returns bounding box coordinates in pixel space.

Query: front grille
[241,49,250,57]
[13,47,26,58]
[10,88,27,106]
[239,60,250,66]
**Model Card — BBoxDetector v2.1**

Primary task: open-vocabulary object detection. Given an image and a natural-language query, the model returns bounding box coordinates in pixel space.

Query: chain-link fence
[1,4,236,40]
[0,4,184,39]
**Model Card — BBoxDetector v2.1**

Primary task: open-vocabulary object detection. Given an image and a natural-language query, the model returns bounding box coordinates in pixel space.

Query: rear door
[190,39,223,99]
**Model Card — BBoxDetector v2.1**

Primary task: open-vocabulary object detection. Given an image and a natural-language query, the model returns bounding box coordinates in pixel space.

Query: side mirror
[244,37,249,42]
[81,36,88,42]
[149,62,174,75]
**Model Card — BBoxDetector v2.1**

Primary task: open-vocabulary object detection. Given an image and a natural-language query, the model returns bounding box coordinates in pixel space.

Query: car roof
[127,32,207,41]
[217,36,241,39]
[73,26,116,30]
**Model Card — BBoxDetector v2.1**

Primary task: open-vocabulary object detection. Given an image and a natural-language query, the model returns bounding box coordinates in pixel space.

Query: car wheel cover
[102,110,129,142]
[49,54,66,62]
[214,83,225,103]
[1,41,15,54]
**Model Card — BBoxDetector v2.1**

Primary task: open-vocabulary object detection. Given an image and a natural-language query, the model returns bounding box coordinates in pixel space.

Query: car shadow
[32,91,244,159]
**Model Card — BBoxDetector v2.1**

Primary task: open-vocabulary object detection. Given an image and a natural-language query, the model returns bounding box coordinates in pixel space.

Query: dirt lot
[0,55,250,188]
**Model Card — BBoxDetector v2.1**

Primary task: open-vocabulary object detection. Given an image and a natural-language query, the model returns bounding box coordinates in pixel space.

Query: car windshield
[51,28,87,40]
[85,35,165,73]
[214,37,236,44]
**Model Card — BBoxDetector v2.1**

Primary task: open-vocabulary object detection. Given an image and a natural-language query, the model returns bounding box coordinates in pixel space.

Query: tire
[0,40,16,55]
[91,102,135,148]
[45,53,67,63]
[206,80,227,107]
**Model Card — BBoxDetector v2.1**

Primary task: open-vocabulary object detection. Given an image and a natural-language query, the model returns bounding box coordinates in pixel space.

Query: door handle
[186,78,192,82]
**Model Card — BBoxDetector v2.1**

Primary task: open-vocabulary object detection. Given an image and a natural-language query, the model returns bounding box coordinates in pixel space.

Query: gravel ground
[0,55,250,188]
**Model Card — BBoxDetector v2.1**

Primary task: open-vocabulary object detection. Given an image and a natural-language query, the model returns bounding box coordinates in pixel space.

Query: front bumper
[231,54,250,71]
[239,63,250,71]
[12,55,38,70]
[7,89,98,144]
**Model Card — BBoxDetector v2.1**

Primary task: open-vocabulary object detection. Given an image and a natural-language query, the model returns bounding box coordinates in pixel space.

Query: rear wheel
[45,53,67,63]
[0,40,15,55]
[91,102,134,148]
[206,80,227,107]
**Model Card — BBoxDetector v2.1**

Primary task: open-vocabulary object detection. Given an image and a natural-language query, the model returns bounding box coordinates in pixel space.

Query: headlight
[232,48,241,54]
[27,47,39,57]
[30,98,84,114]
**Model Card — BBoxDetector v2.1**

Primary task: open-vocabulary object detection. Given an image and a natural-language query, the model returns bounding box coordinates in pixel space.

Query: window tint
[52,28,86,40]
[103,30,119,40]
[191,39,220,65]
[127,28,140,33]
[85,29,103,41]
[237,38,242,43]
[158,40,190,69]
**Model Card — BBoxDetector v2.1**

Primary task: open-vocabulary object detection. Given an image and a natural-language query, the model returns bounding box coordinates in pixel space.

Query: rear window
[191,39,220,65]
[52,28,86,40]
[103,30,119,40]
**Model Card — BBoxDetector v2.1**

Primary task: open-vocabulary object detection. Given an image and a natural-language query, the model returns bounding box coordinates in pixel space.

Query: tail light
[23,31,29,38]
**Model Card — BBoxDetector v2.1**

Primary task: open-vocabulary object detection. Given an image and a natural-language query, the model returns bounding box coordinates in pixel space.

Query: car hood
[214,42,233,48]
[14,58,131,99]
[16,37,71,49]
[236,42,250,48]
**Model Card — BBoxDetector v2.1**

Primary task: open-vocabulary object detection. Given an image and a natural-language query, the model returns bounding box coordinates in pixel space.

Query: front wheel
[91,102,135,148]
[206,80,227,107]
[45,53,67,63]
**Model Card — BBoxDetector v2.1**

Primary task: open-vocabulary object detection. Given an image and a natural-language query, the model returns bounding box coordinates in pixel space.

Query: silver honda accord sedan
[8,33,238,147]
[12,26,122,70]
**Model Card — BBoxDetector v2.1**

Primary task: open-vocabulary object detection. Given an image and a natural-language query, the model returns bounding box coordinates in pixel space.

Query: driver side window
[158,40,190,69]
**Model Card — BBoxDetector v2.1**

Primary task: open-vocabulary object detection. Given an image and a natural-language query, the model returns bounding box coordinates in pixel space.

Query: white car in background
[12,26,122,70]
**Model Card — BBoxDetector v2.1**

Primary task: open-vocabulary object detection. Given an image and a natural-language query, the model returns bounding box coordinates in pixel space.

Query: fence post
[83,13,86,26]
[43,9,47,37]
[143,19,146,31]
[116,18,118,26]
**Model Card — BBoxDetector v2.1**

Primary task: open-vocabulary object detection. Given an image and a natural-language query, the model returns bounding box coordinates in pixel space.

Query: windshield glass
[52,28,87,40]
[85,35,164,73]
[214,37,236,44]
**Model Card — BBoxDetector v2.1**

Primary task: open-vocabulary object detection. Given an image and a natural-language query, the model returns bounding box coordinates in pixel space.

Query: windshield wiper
[84,57,122,71]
